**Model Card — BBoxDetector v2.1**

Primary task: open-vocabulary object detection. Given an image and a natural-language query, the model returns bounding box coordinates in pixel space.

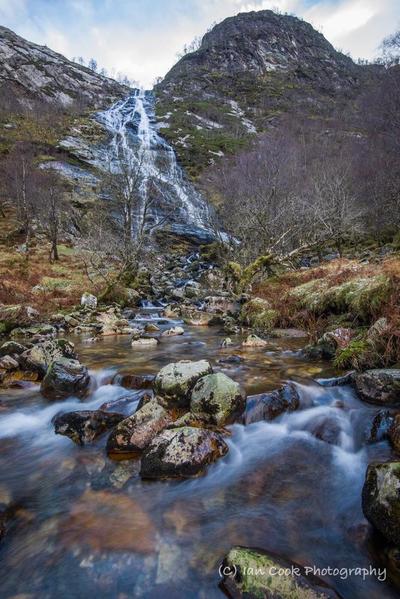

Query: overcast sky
[0,0,399,87]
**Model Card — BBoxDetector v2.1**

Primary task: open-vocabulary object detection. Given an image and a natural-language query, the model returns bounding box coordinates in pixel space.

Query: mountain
[154,10,380,177]
[0,26,126,110]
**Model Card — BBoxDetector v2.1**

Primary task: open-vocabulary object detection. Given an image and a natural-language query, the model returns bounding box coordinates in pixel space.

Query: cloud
[0,0,399,87]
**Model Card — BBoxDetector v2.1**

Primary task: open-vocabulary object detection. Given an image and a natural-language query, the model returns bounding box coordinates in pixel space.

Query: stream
[0,305,397,598]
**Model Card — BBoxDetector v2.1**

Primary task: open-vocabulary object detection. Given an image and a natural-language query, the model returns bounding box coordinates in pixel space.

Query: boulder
[140,426,228,479]
[220,547,340,599]
[144,323,160,333]
[0,341,26,357]
[204,296,240,315]
[10,324,56,339]
[81,292,97,309]
[154,360,212,407]
[362,462,400,545]
[20,339,75,377]
[0,355,19,371]
[131,337,159,348]
[242,334,268,348]
[161,326,184,337]
[41,358,90,400]
[368,410,394,443]
[180,307,214,326]
[54,410,124,445]
[190,372,245,426]
[354,369,400,406]
[245,384,300,424]
[106,400,173,456]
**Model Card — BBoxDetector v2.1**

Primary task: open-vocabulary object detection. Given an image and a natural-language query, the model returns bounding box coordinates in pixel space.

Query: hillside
[155,10,380,177]
[0,25,126,110]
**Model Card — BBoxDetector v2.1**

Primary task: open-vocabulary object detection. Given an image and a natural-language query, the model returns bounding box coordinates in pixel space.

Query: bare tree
[37,171,70,262]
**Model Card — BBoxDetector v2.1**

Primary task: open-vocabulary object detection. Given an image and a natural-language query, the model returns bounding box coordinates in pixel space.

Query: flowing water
[0,308,398,599]
[95,91,213,242]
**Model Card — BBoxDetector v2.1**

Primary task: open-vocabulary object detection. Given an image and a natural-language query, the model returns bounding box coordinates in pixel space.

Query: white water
[96,90,212,240]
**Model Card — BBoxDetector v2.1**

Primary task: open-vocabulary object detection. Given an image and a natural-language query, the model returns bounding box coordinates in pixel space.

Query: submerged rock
[245,384,300,424]
[190,372,245,425]
[131,337,159,348]
[154,360,212,407]
[41,358,90,400]
[220,547,340,599]
[161,326,184,337]
[362,462,400,545]
[106,399,173,456]
[354,369,400,406]
[112,372,154,389]
[140,426,228,479]
[54,410,124,445]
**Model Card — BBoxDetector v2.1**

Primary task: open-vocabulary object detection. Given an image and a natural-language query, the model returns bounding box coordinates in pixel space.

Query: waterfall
[96,89,214,242]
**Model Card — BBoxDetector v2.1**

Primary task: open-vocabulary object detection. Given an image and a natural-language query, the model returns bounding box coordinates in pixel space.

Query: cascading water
[95,90,213,242]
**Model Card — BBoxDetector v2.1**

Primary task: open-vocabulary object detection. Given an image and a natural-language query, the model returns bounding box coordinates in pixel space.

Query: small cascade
[96,90,213,242]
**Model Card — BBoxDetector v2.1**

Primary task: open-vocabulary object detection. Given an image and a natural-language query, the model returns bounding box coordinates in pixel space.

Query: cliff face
[0,26,126,110]
[155,10,379,177]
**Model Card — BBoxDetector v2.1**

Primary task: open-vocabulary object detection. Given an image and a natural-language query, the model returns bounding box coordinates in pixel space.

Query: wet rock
[316,372,355,387]
[41,358,90,400]
[81,292,97,309]
[140,426,228,479]
[161,326,184,337]
[131,337,159,348]
[307,416,342,446]
[54,410,124,445]
[220,337,233,348]
[218,355,243,365]
[0,355,19,371]
[190,372,245,426]
[368,410,395,443]
[389,414,400,453]
[154,359,212,407]
[10,324,56,339]
[362,461,400,545]
[242,334,268,348]
[0,341,26,357]
[20,339,76,377]
[112,372,154,389]
[354,369,400,406]
[245,384,300,423]
[106,399,173,456]
[145,323,160,332]
[220,547,340,599]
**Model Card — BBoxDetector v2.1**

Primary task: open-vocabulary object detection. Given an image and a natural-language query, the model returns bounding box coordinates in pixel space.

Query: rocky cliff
[155,10,379,177]
[0,26,126,110]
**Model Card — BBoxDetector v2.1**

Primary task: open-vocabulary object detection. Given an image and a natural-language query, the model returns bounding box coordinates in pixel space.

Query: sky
[0,0,399,87]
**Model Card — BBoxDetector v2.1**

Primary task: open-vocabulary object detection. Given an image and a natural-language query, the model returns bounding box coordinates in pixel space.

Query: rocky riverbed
[0,292,400,598]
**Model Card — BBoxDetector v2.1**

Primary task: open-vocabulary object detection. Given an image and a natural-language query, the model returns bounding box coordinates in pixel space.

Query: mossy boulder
[106,400,173,456]
[190,372,246,425]
[220,546,340,599]
[41,358,90,400]
[241,298,279,333]
[362,462,400,546]
[154,360,213,407]
[140,426,228,479]
[20,339,76,377]
[354,369,400,406]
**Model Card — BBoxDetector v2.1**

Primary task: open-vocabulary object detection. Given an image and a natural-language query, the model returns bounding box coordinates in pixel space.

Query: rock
[242,334,268,348]
[241,298,278,332]
[10,324,56,339]
[180,307,214,326]
[140,427,228,479]
[154,360,212,407]
[106,399,173,456]
[190,372,245,425]
[362,462,400,545]
[204,296,240,315]
[221,547,340,599]
[20,339,76,377]
[81,292,97,309]
[307,416,342,446]
[54,410,124,445]
[271,328,308,338]
[218,355,243,364]
[245,384,300,423]
[0,355,19,371]
[60,489,155,553]
[161,326,184,337]
[220,337,233,347]
[131,337,159,348]
[0,341,26,357]
[368,410,394,443]
[354,369,400,406]
[41,358,90,400]
[144,323,160,333]
[112,373,154,389]
[316,372,355,387]
[389,414,400,453]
